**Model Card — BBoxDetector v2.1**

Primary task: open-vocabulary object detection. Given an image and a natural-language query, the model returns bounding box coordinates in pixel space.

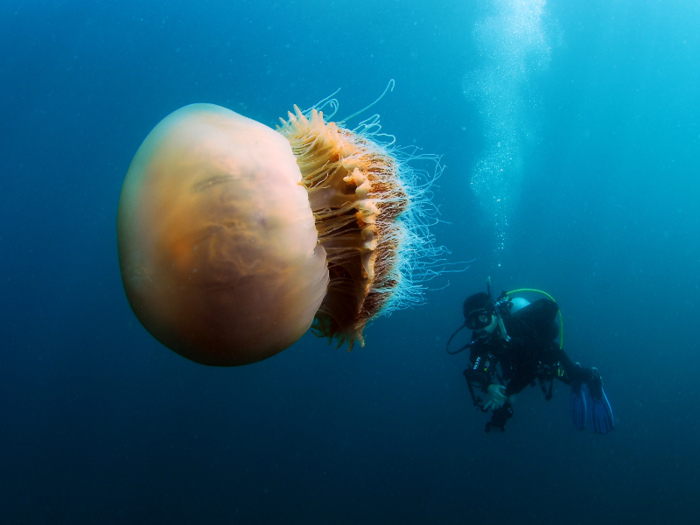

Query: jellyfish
[117,89,445,366]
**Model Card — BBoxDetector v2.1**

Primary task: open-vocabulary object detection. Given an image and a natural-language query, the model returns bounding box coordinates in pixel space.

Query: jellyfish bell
[118,104,329,366]
[118,94,447,366]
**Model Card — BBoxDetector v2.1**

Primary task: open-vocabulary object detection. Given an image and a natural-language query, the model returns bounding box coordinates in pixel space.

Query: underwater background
[1,0,699,523]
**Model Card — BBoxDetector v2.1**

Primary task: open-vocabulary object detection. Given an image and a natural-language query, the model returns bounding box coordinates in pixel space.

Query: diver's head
[463,292,497,336]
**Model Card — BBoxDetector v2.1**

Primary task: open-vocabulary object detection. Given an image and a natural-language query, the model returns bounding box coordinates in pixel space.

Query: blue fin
[570,383,587,431]
[587,386,614,434]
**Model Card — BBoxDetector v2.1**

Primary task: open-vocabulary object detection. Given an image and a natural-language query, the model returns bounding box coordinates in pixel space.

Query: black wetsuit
[464,299,597,426]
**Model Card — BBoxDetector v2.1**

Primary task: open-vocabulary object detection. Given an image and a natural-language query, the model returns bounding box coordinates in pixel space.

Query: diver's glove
[483,384,508,411]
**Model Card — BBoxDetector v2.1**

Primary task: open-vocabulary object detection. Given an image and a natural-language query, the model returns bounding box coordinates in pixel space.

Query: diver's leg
[549,346,597,385]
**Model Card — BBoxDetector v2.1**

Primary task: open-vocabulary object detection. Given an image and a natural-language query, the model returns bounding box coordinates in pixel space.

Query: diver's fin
[570,383,587,431]
[587,384,614,434]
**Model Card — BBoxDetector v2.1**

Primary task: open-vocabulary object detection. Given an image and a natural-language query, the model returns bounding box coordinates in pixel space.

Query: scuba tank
[446,280,563,354]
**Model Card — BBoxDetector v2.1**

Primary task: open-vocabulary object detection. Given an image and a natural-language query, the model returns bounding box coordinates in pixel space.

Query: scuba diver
[447,279,614,434]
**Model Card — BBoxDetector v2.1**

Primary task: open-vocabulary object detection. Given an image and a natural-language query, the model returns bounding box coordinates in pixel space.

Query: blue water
[2,1,699,523]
